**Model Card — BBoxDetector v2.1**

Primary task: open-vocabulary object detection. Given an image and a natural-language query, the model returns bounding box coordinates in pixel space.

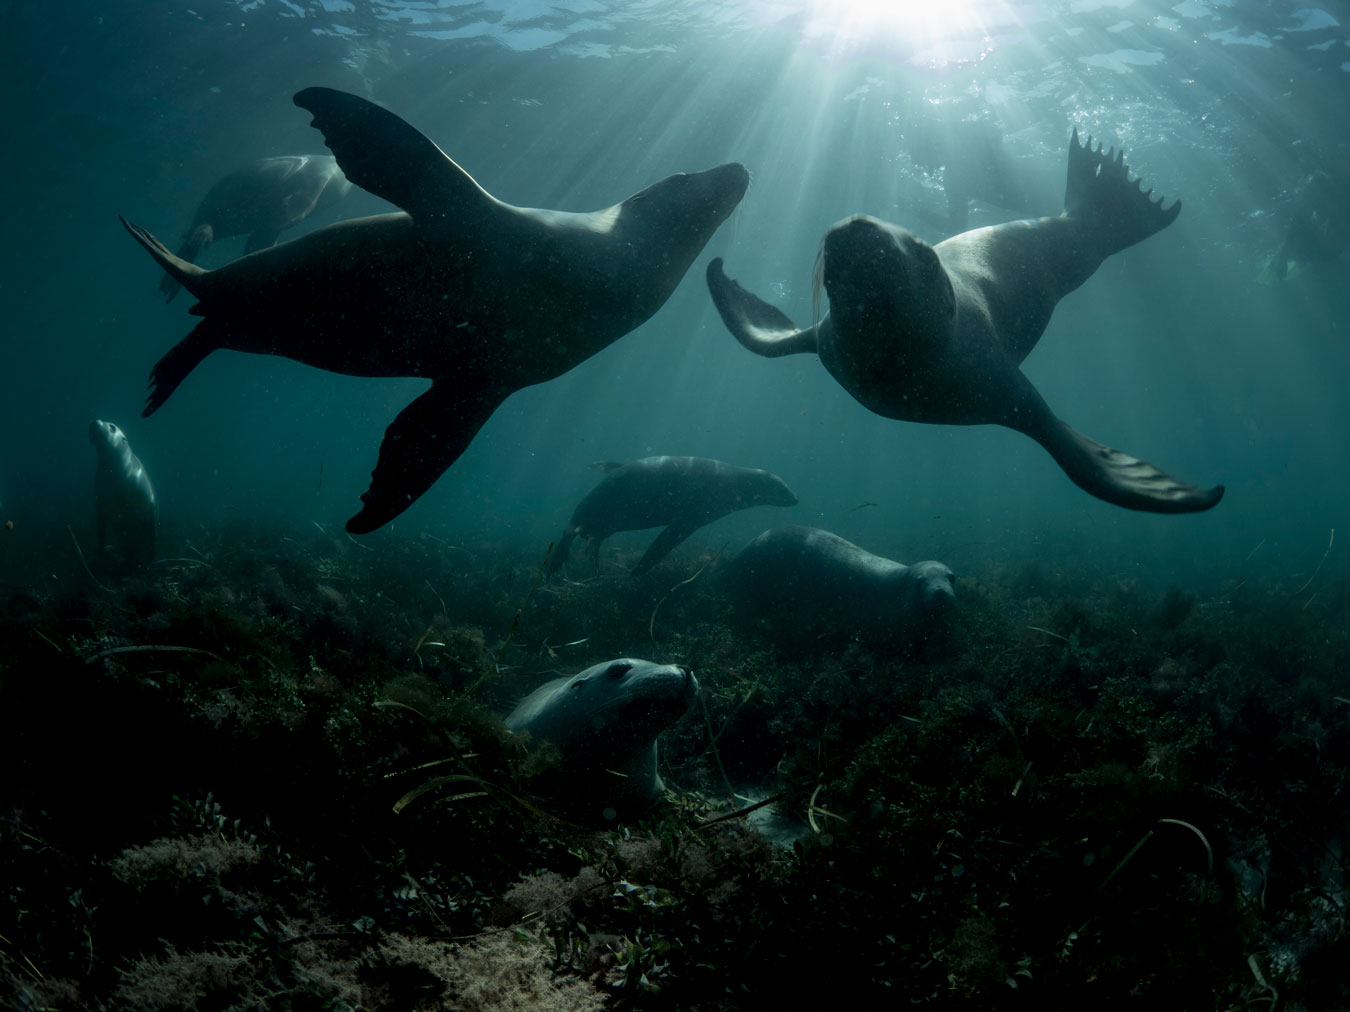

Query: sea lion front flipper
[631,520,702,577]
[348,382,505,534]
[293,87,491,222]
[1065,127,1180,256]
[707,258,821,358]
[1032,415,1224,514]
[243,228,281,254]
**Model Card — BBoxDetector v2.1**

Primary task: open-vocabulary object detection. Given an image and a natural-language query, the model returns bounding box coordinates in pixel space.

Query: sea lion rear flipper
[124,218,209,303]
[631,521,701,577]
[348,382,505,534]
[707,258,820,358]
[293,87,491,221]
[546,526,579,577]
[1064,128,1180,256]
[243,228,281,254]
[1033,415,1224,514]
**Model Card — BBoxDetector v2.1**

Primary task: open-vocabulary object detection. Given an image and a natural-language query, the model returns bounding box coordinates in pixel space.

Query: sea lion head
[526,659,698,746]
[506,659,699,815]
[740,467,799,509]
[821,215,956,350]
[618,162,749,256]
[905,560,957,615]
[89,419,128,460]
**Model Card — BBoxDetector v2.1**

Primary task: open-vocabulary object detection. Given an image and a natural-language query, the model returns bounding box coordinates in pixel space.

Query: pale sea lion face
[822,215,956,349]
[89,419,128,458]
[518,659,698,751]
[907,560,957,614]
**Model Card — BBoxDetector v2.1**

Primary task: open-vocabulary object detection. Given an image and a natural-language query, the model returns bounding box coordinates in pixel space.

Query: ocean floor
[3,519,1348,1009]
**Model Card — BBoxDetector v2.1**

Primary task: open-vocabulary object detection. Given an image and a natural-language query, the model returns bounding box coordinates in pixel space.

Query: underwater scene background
[3,1,1350,1008]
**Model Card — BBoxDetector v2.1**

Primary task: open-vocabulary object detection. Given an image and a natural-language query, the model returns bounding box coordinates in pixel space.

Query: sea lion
[123,87,749,534]
[505,658,698,819]
[547,455,798,578]
[722,525,954,651]
[159,154,352,301]
[89,420,157,573]
[1265,161,1350,282]
[708,129,1224,514]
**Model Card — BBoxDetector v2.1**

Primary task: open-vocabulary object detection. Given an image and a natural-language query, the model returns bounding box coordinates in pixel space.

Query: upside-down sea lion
[89,420,157,573]
[158,154,352,301]
[505,658,698,819]
[708,129,1224,515]
[124,87,749,534]
[547,455,798,578]
[722,525,955,651]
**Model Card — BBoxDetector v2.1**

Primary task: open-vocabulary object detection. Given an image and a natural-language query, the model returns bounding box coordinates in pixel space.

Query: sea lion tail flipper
[293,87,490,222]
[144,322,222,417]
[1064,128,1180,255]
[631,521,700,577]
[1035,416,1224,514]
[707,258,820,358]
[122,217,209,302]
[347,383,505,534]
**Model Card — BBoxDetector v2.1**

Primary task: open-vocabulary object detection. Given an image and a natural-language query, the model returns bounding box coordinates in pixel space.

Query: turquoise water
[3,0,1348,584]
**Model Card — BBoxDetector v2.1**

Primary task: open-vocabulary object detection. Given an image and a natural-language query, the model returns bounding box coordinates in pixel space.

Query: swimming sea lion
[1266,161,1350,282]
[124,87,749,534]
[89,420,157,573]
[548,455,798,578]
[708,129,1224,514]
[505,658,698,819]
[722,525,955,651]
[159,154,352,301]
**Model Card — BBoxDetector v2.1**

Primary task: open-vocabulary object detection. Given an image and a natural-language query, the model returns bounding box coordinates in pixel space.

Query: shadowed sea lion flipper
[1031,414,1224,514]
[546,526,580,576]
[144,321,222,417]
[631,520,704,578]
[707,258,820,358]
[1065,127,1180,256]
[124,217,208,303]
[348,382,506,534]
[293,87,492,221]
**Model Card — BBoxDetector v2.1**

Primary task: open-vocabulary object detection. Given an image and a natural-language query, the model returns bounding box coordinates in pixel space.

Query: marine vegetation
[2,519,1349,1009]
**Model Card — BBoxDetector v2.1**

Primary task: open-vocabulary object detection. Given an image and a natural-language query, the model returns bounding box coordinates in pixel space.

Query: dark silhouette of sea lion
[505,658,698,820]
[1267,161,1350,281]
[123,87,749,533]
[547,455,798,578]
[159,154,352,301]
[708,129,1224,515]
[89,420,157,573]
[722,525,955,652]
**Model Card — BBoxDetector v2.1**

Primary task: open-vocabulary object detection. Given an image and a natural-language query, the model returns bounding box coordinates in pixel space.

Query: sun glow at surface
[789,0,1040,66]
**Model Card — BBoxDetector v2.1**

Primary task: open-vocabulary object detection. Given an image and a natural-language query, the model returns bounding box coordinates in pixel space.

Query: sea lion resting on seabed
[722,526,955,651]
[89,420,157,573]
[159,154,352,301]
[548,455,798,578]
[708,129,1224,515]
[124,87,749,534]
[505,658,699,820]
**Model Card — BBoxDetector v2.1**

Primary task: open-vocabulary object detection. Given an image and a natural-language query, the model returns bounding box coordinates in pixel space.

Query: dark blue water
[3,0,1348,591]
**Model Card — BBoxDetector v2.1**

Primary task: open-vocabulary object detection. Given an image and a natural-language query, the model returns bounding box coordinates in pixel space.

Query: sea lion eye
[605,662,632,680]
